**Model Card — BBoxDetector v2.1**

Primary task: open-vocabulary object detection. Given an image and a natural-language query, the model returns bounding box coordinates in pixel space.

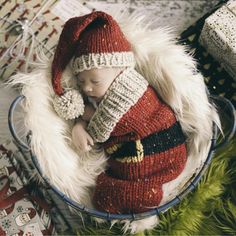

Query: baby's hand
[72,120,94,152]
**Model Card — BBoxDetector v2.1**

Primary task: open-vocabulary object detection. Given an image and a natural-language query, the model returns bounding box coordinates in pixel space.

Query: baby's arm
[72,119,94,152]
[72,103,96,152]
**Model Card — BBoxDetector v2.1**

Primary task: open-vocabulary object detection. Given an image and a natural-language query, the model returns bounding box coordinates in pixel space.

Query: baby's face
[77,67,122,102]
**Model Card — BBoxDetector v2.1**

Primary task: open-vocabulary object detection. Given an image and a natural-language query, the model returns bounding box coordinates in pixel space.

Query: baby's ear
[53,89,85,120]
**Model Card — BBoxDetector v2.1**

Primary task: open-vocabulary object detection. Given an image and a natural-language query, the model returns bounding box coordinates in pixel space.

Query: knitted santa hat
[52,11,135,120]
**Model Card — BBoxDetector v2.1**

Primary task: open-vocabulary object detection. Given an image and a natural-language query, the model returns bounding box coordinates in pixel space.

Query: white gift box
[199,1,236,80]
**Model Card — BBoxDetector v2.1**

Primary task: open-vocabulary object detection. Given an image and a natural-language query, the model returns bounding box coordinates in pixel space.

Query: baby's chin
[89,96,103,103]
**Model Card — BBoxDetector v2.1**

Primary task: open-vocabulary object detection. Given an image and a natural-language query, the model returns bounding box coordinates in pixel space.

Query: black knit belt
[106,122,186,160]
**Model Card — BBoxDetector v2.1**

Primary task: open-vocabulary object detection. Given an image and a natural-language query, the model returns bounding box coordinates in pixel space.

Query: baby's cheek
[96,88,106,97]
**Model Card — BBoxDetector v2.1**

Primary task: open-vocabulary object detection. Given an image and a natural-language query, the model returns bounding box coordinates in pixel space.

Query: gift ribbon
[0,175,28,210]
[0,175,51,212]
[0,176,10,201]
[0,19,36,72]
[0,175,54,235]
[0,0,54,73]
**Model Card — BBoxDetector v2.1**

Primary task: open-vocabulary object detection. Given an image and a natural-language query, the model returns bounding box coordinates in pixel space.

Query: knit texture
[51,11,136,120]
[71,52,134,74]
[51,11,135,96]
[87,67,148,143]
[92,80,187,214]
[53,89,85,120]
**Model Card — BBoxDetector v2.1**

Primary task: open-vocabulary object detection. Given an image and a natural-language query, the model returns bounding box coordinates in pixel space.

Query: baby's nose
[83,85,93,93]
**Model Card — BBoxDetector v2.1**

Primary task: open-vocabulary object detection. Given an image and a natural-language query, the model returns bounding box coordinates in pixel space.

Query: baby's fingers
[87,135,94,146]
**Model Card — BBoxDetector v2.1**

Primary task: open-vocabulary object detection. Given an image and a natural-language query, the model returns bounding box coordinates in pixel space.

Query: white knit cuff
[87,68,148,143]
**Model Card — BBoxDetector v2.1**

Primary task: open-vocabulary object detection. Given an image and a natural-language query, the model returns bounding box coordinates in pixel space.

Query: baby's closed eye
[77,79,85,85]
[91,80,101,84]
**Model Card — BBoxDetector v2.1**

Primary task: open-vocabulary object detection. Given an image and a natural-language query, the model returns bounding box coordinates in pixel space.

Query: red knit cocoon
[93,86,187,214]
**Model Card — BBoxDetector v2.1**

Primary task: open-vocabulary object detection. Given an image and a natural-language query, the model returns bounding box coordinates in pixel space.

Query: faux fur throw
[7,12,220,233]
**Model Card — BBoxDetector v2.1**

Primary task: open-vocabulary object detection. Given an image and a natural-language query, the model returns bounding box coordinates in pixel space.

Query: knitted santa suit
[51,11,187,214]
[88,67,187,214]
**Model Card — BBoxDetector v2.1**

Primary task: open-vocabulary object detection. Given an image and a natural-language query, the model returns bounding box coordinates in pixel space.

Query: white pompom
[53,89,85,120]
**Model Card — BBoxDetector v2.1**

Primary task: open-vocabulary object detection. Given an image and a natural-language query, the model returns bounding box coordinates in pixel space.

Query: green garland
[152,138,236,236]
[75,137,236,236]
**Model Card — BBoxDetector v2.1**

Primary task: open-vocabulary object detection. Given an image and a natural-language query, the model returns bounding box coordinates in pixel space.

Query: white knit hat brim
[70,51,135,74]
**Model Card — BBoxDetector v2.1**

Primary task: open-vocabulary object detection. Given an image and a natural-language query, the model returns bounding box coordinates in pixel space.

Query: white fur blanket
[7,12,220,233]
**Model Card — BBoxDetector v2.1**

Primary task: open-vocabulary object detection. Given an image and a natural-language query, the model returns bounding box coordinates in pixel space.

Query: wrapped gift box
[12,143,87,232]
[0,0,92,80]
[12,148,72,234]
[0,0,53,79]
[0,144,57,235]
[199,0,236,80]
